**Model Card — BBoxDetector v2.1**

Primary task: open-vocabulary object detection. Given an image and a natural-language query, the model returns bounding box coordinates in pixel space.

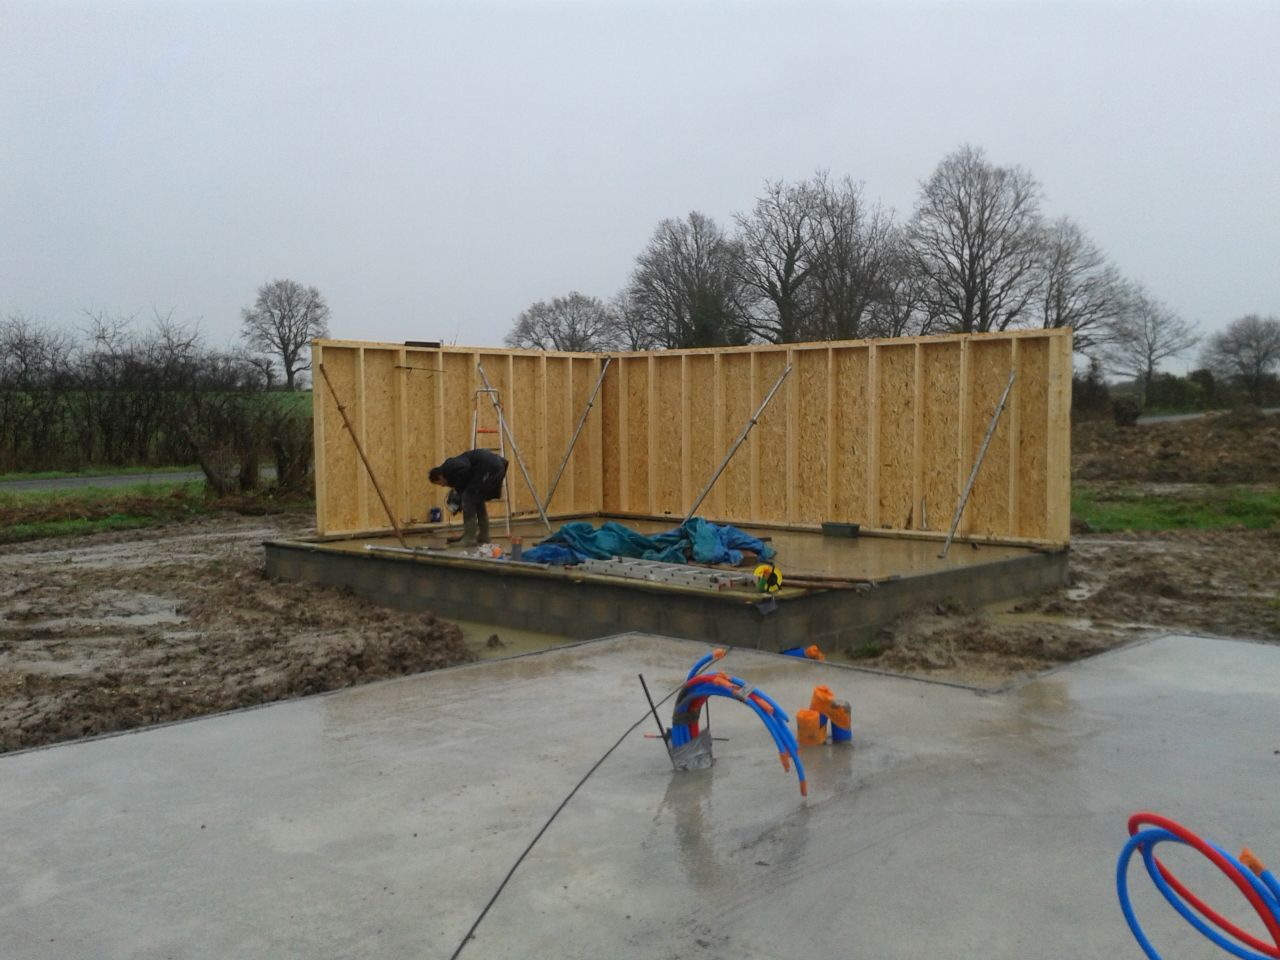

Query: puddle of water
[452,619,573,661]
[984,599,1093,631]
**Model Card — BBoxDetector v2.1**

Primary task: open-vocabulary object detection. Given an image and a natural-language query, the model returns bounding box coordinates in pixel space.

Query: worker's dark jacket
[433,449,508,505]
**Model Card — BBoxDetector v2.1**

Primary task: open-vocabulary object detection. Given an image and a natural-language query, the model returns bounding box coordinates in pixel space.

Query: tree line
[0,279,331,481]
[506,144,1279,408]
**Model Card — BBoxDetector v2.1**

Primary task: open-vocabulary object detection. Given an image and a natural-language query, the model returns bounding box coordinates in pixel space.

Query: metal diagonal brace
[683,362,793,525]
[939,368,1016,559]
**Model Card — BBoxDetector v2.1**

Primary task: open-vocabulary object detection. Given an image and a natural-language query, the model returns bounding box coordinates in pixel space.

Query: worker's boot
[477,512,491,545]
[459,513,478,547]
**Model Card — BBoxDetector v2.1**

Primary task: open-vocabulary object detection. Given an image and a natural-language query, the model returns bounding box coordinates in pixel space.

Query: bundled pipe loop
[1118,811,1280,960]
[669,650,807,796]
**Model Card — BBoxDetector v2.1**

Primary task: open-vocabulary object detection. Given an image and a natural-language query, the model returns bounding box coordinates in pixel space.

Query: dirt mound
[1074,410,1280,483]
[0,515,472,753]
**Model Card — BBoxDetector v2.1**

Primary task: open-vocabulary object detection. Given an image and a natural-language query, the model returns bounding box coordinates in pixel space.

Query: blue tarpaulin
[521,517,775,567]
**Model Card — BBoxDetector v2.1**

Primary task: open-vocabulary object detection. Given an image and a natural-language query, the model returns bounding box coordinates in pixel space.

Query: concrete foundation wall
[264,541,1068,652]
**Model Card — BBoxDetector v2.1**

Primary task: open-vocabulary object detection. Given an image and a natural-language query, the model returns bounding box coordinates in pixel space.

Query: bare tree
[240,279,330,390]
[1036,216,1131,351]
[807,172,899,341]
[1201,314,1280,405]
[504,292,619,351]
[626,212,750,349]
[1100,288,1199,392]
[609,291,659,351]
[907,144,1045,333]
[734,179,818,343]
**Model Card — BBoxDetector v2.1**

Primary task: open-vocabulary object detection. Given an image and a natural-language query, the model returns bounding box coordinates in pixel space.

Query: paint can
[829,699,852,744]
[796,709,825,747]
[429,506,442,523]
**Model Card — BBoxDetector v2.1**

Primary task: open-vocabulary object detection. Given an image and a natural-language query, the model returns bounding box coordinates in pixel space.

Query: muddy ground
[4,411,1279,751]
[0,513,471,753]
[2,503,1277,752]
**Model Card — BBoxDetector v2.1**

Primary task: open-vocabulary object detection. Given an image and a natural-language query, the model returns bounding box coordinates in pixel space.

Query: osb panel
[653,355,684,516]
[793,347,829,524]
[441,351,476,469]
[876,343,915,530]
[961,339,1015,537]
[919,341,962,535]
[600,359,621,513]
[510,354,542,515]
[685,354,718,518]
[361,348,400,531]
[542,357,570,515]
[318,349,361,534]
[403,348,441,523]
[753,350,789,522]
[1014,338,1049,538]
[829,346,868,521]
[623,356,650,513]
[718,352,753,520]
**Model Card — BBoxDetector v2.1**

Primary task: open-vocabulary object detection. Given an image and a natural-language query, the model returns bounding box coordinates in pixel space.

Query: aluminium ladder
[470,387,514,539]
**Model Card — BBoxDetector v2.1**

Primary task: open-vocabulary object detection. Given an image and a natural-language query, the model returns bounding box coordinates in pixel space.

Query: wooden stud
[826,346,836,520]
[749,351,760,519]
[312,342,329,534]
[912,342,924,530]
[355,347,370,529]
[618,358,630,511]
[956,337,972,536]
[681,354,692,513]
[786,347,799,524]
[865,342,880,527]
[647,354,657,516]
[1007,337,1021,536]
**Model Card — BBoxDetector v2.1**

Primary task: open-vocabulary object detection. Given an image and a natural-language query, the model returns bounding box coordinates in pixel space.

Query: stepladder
[470,386,513,539]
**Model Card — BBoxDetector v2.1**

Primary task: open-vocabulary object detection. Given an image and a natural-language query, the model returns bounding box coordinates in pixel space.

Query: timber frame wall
[312,328,1072,545]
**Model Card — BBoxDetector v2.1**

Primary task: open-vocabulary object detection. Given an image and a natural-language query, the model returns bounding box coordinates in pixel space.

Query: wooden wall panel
[361,348,399,531]
[919,341,962,534]
[718,352,753,520]
[876,343,916,530]
[754,350,789,522]
[316,346,361,533]
[623,357,650,513]
[793,347,829,524]
[403,348,441,523]
[652,355,684,517]
[829,346,868,522]
[685,355,718,518]
[961,339,1016,538]
[312,329,1072,545]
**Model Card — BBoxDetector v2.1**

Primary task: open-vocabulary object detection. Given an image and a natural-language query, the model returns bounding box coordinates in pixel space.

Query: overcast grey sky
[3,0,1277,356]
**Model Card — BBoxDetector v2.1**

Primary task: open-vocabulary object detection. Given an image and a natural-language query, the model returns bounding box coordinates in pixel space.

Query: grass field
[0,479,312,543]
[1072,483,1280,533]
[0,465,199,483]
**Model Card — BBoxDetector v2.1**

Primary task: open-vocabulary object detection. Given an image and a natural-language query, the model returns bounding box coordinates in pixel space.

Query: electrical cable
[1117,811,1280,960]
[448,680,683,959]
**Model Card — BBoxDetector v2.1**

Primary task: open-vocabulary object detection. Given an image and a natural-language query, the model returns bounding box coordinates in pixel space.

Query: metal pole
[939,368,1016,559]
[682,363,792,526]
[544,356,611,509]
[476,362,552,533]
[317,363,408,548]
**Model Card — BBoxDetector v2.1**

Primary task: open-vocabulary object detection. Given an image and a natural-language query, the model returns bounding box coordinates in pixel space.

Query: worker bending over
[429,448,508,546]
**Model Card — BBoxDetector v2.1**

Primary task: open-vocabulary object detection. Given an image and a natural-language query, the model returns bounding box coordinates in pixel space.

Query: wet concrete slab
[2,633,1278,959]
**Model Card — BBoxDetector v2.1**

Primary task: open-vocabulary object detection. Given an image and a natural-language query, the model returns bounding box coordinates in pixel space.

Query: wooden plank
[403,346,441,523]
[680,355,691,514]
[361,347,399,531]
[1014,337,1049,539]
[955,338,971,534]
[355,348,370,529]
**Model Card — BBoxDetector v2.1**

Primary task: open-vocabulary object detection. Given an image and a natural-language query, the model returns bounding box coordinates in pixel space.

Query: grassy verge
[1072,483,1280,533]
[0,480,312,543]
[0,465,200,482]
